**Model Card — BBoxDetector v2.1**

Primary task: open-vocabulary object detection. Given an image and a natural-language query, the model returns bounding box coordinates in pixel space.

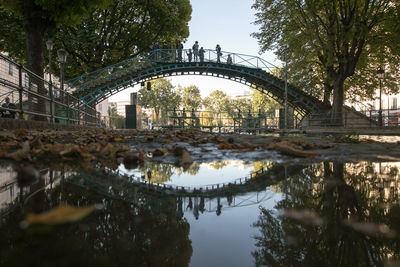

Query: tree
[181,85,202,111]
[138,78,181,122]
[0,0,110,119]
[202,90,232,113]
[253,0,397,123]
[107,105,124,128]
[58,0,192,78]
[0,0,191,80]
[232,98,252,113]
[252,89,281,113]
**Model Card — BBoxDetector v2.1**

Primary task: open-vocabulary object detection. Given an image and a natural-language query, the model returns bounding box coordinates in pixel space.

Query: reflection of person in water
[216,196,222,216]
[177,197,183,218]
[199,197,205,213]
[187,197,193,210]
[193,197,199,220]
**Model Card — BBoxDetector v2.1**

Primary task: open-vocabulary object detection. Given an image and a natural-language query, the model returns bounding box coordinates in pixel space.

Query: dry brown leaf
[181,150,193,165]
[273,142,319,158]
[14,128,28,137]
[20,204,102,228]
[6,141,31,161]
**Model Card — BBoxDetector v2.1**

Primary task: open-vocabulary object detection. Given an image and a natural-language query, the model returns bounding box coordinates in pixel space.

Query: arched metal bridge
[67,49,331,117]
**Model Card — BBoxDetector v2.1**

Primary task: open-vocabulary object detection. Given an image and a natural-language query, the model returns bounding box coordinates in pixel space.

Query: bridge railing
[150,109,279,132]
[0,53,100,126]
[66,48,277,93]
[303,109,400,128]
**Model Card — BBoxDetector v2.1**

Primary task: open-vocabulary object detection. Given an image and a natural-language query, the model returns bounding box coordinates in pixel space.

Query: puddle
[1,160,400,266]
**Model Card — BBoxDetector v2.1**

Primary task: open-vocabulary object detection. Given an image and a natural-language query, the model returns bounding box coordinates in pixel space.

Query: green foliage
[252,0,399,114]
[202,90,232,113]
[0,0,191,80]
[252,89,281,113]
[58,0,192,78]
[138,78,181,122]
[107,106,125,128]
[231,98,252,113]
[181,85,202,111]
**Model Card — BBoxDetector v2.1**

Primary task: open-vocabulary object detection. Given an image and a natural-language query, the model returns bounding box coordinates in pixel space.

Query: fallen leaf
[283,209,323,226]
[14,128,28,137]
[181,150,193,165]
[6,141,31,161]
[273,142,318,158]
[20,204,103,228]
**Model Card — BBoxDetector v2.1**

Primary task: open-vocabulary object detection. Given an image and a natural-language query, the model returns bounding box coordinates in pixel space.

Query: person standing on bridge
[216,44,222,63]
[199,47,205,62]
[162,42,169,62]
[227,54,233,64]
[192,41,199,61]
[186,49,193,62]
[177,42,184,62]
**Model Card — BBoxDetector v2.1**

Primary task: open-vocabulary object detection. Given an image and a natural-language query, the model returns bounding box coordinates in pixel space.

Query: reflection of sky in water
[185,190,282,267]
[118,160,257,187]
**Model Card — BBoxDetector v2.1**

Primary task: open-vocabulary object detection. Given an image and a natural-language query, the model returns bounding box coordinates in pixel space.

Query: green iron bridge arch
[67,49,331,118]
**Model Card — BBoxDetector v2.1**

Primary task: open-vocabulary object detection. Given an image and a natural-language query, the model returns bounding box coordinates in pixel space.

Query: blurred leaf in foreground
[20,204,103,228]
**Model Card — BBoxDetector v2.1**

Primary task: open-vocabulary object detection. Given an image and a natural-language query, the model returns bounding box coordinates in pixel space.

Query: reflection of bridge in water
[67,164,305,216]
[0,164,304,218]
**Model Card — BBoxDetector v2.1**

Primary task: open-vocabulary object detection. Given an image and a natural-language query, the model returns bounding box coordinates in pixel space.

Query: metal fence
[0,54,100,126]
[150,109,280,133]
[304,108,400,128]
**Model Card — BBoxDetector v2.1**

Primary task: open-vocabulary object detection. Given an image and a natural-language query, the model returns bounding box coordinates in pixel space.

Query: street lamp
[377,67,384,126]
[46,40,54,122]
[284,47,288,131]
[57,47,67,90]
[46,40,53,83]
[57,47,68,117]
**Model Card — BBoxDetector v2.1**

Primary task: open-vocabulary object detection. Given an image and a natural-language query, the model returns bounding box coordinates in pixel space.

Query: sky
[108,0,279,102]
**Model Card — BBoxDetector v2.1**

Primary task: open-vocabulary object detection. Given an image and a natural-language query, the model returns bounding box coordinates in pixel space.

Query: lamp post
[284,48,288,131]
[57,48,67,124]
[377,67,384,126]
[46,40,53,83]
[46,40,54,122]
[57,48,67,100]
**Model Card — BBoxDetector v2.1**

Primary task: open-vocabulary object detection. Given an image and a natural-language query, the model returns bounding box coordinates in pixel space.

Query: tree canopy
[138,78,181,121]
[252,0,399,122]
[181,85,202,111]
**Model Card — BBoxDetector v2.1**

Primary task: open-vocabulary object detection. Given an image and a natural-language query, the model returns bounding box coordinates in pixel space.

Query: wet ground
[1,129,400,266]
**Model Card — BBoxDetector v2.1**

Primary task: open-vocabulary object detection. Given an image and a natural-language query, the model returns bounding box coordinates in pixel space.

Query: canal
[1,157,399,266]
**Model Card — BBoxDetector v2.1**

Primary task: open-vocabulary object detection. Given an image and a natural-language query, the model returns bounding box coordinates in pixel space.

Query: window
[392,98,398,110]
[8,63,13,76]
[24,74,29,88]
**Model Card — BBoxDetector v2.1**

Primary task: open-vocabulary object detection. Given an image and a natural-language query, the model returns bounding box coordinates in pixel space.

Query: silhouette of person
[193,197,199,220]
[199,196,205,213]
[1,97,16,118]
[192,41,199,61]
[187,196,193,210]
[177,42,184,62]
[216,196,222,216]
[186,49,193,62]
[162,42,169,62]
[199,47,205,62]
[216,44,222,63]
[227,54,233,64]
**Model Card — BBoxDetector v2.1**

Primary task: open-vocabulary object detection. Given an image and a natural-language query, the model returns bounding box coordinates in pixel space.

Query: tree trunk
[331,77,345,125]
[22,0,49,121]
[323,83,333,106]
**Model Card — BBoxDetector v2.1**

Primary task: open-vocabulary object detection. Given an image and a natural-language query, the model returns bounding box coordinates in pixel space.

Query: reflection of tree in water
[208,161,228,170]
[140,162,200,183]
[0,180,192,266]
[252,162,400,266]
